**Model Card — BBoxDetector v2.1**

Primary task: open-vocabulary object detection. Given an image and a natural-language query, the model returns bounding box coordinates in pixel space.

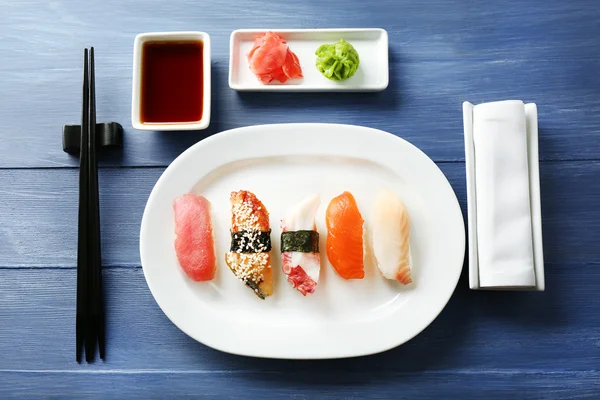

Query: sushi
[247,32,303,84]
[371,188,413,284]
[280,194,321,295]
[225,190,273,299]
[325,191,365,280]
[173,194,216,281]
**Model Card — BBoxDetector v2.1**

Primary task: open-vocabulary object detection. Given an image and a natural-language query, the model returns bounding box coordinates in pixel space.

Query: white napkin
[473,100,536,288]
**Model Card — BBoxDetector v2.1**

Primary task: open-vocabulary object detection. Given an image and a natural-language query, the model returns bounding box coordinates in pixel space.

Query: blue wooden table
[1,0,599,398]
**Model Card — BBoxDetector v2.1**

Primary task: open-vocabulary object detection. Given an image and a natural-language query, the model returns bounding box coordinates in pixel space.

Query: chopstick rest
[63,122,123,155]
[463,100,545,291]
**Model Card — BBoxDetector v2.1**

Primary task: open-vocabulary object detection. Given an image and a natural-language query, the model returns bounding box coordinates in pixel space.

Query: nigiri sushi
[225,190,273,299]
[280,194,321,295]
[173,194,216,281]
[371,188,413,284]
[325,191,365,280]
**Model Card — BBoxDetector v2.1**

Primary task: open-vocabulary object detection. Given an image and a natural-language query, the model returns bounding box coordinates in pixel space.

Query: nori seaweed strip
[281,230,319,253]
[230,230,272,253]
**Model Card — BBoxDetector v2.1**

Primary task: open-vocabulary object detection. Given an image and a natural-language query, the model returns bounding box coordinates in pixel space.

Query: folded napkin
[472,100,536,288]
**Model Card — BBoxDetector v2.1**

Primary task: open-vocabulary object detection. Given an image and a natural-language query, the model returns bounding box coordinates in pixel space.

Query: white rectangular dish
[131,31,211,131]
[463,102,545,291]
[228,29,389,92]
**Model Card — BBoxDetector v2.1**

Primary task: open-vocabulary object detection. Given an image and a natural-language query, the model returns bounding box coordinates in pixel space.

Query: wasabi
[315,38,360,81]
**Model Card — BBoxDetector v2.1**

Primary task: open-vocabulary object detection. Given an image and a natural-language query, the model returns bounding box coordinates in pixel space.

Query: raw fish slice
[325,192,365,280]
[173,194,216,281]
[371,188,412,284]
[281,194,321,295]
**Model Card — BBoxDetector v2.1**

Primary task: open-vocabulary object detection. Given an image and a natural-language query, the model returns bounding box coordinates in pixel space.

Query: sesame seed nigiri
[325,191,365,280]
[371,188,413,285]
[173,194,216,281]
[280,194,321,296]
[225,190,273,299]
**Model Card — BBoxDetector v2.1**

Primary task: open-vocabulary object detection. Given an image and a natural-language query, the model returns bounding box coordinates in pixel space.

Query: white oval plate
[140,123,465,359]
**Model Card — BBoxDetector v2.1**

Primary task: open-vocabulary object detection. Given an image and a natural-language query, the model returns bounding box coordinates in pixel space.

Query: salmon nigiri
[281,194,321,295]
[173,194,216,281]
[371,188,412,285]
[325,191,365,279]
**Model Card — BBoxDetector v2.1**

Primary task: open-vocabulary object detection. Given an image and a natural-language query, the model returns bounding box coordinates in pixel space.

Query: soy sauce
[140,40,203,123]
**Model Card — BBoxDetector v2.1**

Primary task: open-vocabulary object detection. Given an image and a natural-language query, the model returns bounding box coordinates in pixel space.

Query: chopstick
[76,48,90,363]
[76,47,105,363]
[89,48,106,360]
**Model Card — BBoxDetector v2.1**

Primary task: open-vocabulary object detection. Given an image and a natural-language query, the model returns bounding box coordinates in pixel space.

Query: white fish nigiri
[280,194,321,295]
[371,188,413,284]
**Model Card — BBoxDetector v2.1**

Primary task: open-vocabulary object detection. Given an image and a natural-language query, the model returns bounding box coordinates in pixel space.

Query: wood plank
[0,266,599,373]
[0,168,160,268]
[0,370,598,399]
[1,161,599,269]
[2,0,598,69]
[0,0,599,167]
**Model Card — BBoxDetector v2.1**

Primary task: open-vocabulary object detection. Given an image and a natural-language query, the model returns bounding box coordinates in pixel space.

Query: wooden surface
[1,0,599,398]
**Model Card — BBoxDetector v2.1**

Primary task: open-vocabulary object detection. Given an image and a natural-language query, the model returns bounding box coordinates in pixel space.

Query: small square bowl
[131,31,211,131]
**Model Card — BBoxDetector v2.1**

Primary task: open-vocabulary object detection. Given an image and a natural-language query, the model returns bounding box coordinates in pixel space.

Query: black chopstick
[76,47,105,363]
[84,46,95,362]
[86,46,101,362]
[88,47,106,361]
[76,48,90,364]
[89,48,106,361]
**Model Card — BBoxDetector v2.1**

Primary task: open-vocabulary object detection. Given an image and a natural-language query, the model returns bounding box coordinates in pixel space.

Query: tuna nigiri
[371,188,413,285]
[280,194,321,295]
[173,194,216,281]
[325,191,365,280]
[248,31,303,84]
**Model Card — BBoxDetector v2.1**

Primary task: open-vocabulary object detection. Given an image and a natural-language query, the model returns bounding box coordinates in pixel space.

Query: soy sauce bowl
[131,31,211,131]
